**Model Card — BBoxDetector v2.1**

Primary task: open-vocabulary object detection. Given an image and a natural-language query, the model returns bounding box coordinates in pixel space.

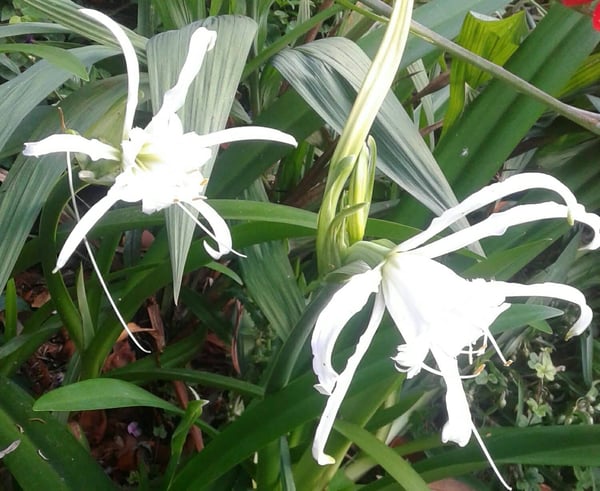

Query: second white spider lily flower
[311,173,600,489]
[23,9,296,270]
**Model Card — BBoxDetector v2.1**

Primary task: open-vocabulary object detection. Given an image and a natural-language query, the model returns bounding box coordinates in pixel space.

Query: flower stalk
[316,0,413,274]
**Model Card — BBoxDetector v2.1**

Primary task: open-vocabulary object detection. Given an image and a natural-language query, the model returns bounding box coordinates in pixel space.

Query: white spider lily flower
[23,9,296,269]
[311,173,600,489]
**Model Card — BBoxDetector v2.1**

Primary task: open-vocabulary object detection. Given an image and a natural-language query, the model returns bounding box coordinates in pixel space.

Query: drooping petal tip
[80,8,140,137]
[432,348,473,448]
[181,199,233,259]
[55,192,121,271]
[573,208,600,251]
[565,303,593,340]
[312,293,386,469]
[312,446,336,466]
[311,268,382,394]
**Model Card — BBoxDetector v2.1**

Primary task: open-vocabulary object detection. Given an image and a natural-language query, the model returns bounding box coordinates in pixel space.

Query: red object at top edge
[562,0,592,5]
[562,0,600,31]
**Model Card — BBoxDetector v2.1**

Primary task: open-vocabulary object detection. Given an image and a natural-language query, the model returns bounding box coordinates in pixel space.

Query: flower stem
[316,0,414,274]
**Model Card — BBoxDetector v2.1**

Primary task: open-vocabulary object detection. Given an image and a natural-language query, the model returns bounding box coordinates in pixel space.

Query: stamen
[394,356,486,380]
[482,330,510,366]
[65,151,150,354]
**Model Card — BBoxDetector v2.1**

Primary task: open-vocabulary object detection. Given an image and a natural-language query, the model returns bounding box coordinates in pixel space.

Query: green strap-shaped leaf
[359,0,511,59]
[0,51,125,296]
[0,45,117,156]
[164,400,205,489]
[0,376,116,490]
[0,44,89,80]
[22,0,148,62]
[34,378,183,413]
[0,22,71,38]
[273,38,459,219]
[335,420,429,491]
[146,16,258,301]
[208,0,510,200]
[170,325,401,489]
[413,425,600,482]
[489,304,564,335]
[239,181,305,341]
[444,11,527,132]
[435,3,600,200]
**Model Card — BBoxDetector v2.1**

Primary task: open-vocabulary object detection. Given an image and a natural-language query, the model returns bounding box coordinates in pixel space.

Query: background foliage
[0,0,599,489]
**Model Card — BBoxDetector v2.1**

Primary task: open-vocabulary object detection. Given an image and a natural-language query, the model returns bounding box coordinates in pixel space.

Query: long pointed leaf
[0,65,126,295]
[239,181,305,340]
[22,0,148,62]
[435,4,600,200]
[146,16,258,300]
[0,377,116,490]
[273,38,459,218]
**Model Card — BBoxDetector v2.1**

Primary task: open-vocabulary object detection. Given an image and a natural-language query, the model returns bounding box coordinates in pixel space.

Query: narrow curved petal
[311,267,382,395]
[189,126,297,149]
[415,202,600,260]
[470,423,512,490]
[80,9,139,137]
[55,191,122,271]
[312,293,385,465]
[575,207,600,250]
[431,345,473,447]
[181,199,233,259]
[398,173,581,253]
[490,281,592,340]
[153,27,217,122]
[24,134,119,161]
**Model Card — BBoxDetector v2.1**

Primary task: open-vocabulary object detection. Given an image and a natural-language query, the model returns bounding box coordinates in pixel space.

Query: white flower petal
[311,268,382,395]
[189,126,297,149]
[80,9,139,137]
[182,199,233,259]
[398,173,581,253]
[169,132,213,174]
[312,292,385,465]
[414,202,599,260]
[490,281,592,340]
[382,254,507,353]
[23,134,119,161]
[55,191,122,271]
[431,346,473,447]
[152,28,216,123]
